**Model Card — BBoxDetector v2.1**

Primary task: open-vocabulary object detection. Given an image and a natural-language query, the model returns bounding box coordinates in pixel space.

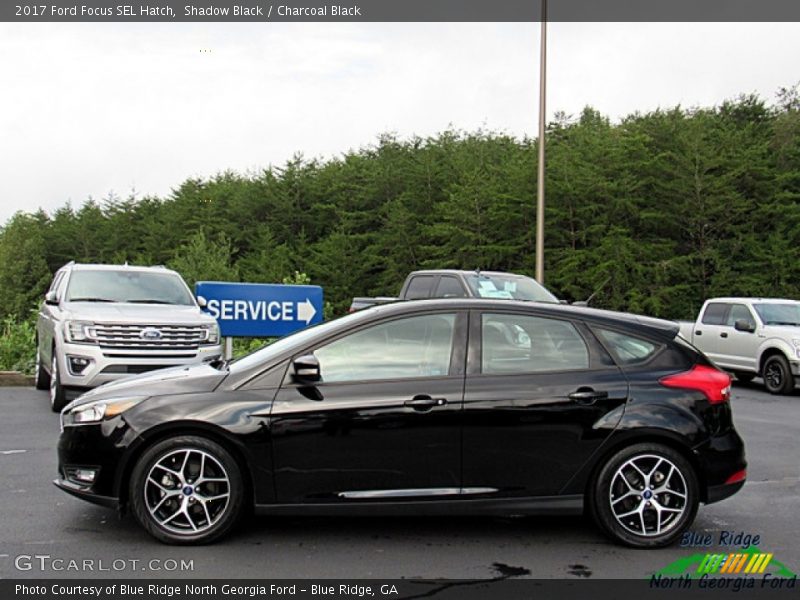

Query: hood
[67,363,228,409]
[61,302,214,325]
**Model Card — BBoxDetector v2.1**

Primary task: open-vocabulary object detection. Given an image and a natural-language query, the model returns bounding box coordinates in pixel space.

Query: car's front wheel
[34,345,50,390]
[762,354,795,395]
[49,350,68,412]
[591,443,699,548]
[130,436,245,544]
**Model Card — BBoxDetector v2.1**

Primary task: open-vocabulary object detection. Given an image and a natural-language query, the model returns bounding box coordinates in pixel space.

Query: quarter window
[481,313,589,374]
[596,329,657,365]
[314,314,456,383]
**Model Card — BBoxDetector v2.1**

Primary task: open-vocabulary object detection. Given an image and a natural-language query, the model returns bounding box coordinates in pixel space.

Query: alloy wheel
[144,448,231,535]
[608,453,688,537]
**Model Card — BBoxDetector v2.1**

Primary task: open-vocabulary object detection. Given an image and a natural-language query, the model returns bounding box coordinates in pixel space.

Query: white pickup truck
[678,297,800,395]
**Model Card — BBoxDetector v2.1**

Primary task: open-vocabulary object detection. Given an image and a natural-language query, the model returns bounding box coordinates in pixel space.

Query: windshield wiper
[68,297,116,303]
[126,299,178,305]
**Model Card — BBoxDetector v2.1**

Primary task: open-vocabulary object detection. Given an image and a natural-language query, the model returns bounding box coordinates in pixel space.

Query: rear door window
[701,303,728,325]
[404,276,435,300]
[481,313,589,374]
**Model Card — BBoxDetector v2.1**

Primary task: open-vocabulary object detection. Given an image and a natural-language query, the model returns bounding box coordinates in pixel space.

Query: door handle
[720,332,728,338]
[404,395,447,411]
[568,389,609,405]
[695,330,703,336]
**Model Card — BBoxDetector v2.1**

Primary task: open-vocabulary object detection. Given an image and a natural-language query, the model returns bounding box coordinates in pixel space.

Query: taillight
[659,364,732,404]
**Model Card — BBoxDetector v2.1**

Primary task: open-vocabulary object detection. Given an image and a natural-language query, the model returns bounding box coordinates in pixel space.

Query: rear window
[596,329,658,366]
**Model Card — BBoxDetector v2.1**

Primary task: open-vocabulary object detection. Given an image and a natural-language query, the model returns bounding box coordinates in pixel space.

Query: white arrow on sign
[297,298,317,324]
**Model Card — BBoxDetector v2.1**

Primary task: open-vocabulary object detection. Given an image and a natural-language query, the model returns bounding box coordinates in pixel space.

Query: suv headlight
[202,322,220,344]
[61,396,147,427]
[64,320,96,344]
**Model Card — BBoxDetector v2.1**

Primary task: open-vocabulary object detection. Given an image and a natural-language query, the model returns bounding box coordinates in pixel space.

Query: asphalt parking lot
[0,382,798,580]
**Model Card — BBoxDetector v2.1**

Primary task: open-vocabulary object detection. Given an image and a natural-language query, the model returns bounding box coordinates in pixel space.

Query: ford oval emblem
[140,328,163,340]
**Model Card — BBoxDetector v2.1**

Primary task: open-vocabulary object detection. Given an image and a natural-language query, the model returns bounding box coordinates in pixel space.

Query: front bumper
[56,416,136,504]
[57,340,223,388]
[53,477,118,509]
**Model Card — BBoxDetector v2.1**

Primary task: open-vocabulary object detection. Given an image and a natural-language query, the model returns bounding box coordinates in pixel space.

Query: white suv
[36,263,222,411]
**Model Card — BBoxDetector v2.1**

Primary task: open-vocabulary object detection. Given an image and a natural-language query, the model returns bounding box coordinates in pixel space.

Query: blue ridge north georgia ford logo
[140,328,163,341]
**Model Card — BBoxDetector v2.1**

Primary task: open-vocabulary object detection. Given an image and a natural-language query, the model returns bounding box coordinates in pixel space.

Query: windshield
[229,308,376,373]
[464,273,558,303]
[753,303,800,326]
[66,270,195,305]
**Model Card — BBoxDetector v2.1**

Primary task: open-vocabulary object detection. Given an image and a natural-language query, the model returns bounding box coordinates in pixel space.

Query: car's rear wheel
[34,345,50,390]
[130,436,244,544]
[762,354,795,395]
[49,351,68,412]
[591,443,699,548]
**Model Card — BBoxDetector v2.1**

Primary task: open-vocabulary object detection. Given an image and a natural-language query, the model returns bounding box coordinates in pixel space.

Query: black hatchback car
[55,299,746,547]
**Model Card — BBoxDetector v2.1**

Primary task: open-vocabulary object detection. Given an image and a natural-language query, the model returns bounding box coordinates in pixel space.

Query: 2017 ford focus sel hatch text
[54,299,746,547]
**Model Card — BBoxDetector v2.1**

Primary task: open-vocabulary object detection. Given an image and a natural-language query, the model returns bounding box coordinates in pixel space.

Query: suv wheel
[763,354,795,395]
[130,436,244,544]
[591,443,699,548]
[49,351,68,412]
[34,346,50,390]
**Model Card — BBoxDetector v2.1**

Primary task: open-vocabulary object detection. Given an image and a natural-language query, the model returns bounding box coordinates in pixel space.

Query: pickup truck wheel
[763,355,795,395]
[49,351,68,412]
[34,346,50,390]
[732,371,755,384]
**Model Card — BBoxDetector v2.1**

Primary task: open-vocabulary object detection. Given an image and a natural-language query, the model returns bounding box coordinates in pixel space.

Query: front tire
[34,345,50,390]
[591,443,699,548]
[130,436,244,545]
[762,354,795,395]
[49,350,68,412]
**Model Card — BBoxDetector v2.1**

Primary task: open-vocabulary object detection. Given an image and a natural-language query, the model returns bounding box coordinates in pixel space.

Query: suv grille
[91,324,208,352]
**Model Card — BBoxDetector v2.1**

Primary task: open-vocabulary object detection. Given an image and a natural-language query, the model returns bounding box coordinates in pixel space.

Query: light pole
[535,0,547,283]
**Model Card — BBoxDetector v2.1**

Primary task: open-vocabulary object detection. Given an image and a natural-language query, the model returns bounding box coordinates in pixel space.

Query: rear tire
[591,443,699,548]
[34,346,50,390]
[762,354,795,395]
[130,436,244,545]
[49,350,68,412]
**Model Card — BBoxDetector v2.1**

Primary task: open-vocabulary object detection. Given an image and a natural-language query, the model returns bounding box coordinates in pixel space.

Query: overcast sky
[1,22,798,226]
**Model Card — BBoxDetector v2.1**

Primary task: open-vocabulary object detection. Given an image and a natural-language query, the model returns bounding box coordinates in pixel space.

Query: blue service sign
[195,281,323,338]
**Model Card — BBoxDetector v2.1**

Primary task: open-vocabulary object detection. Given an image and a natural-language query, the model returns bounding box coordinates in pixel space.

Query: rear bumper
[707,479,746,504]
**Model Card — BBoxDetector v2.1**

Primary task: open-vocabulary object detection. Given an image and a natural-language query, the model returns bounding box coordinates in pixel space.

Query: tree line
[1,88,799,329]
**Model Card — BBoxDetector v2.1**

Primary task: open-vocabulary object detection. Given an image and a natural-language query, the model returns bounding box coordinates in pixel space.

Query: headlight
[61,396,147,427]
[202,322,220,344]
[64,320,96,344]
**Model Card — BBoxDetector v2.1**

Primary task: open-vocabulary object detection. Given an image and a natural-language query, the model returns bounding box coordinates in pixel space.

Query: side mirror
[734,319,755,333]
[196,295,207,309]
[45,291,59,305]
[292,354,321,383]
